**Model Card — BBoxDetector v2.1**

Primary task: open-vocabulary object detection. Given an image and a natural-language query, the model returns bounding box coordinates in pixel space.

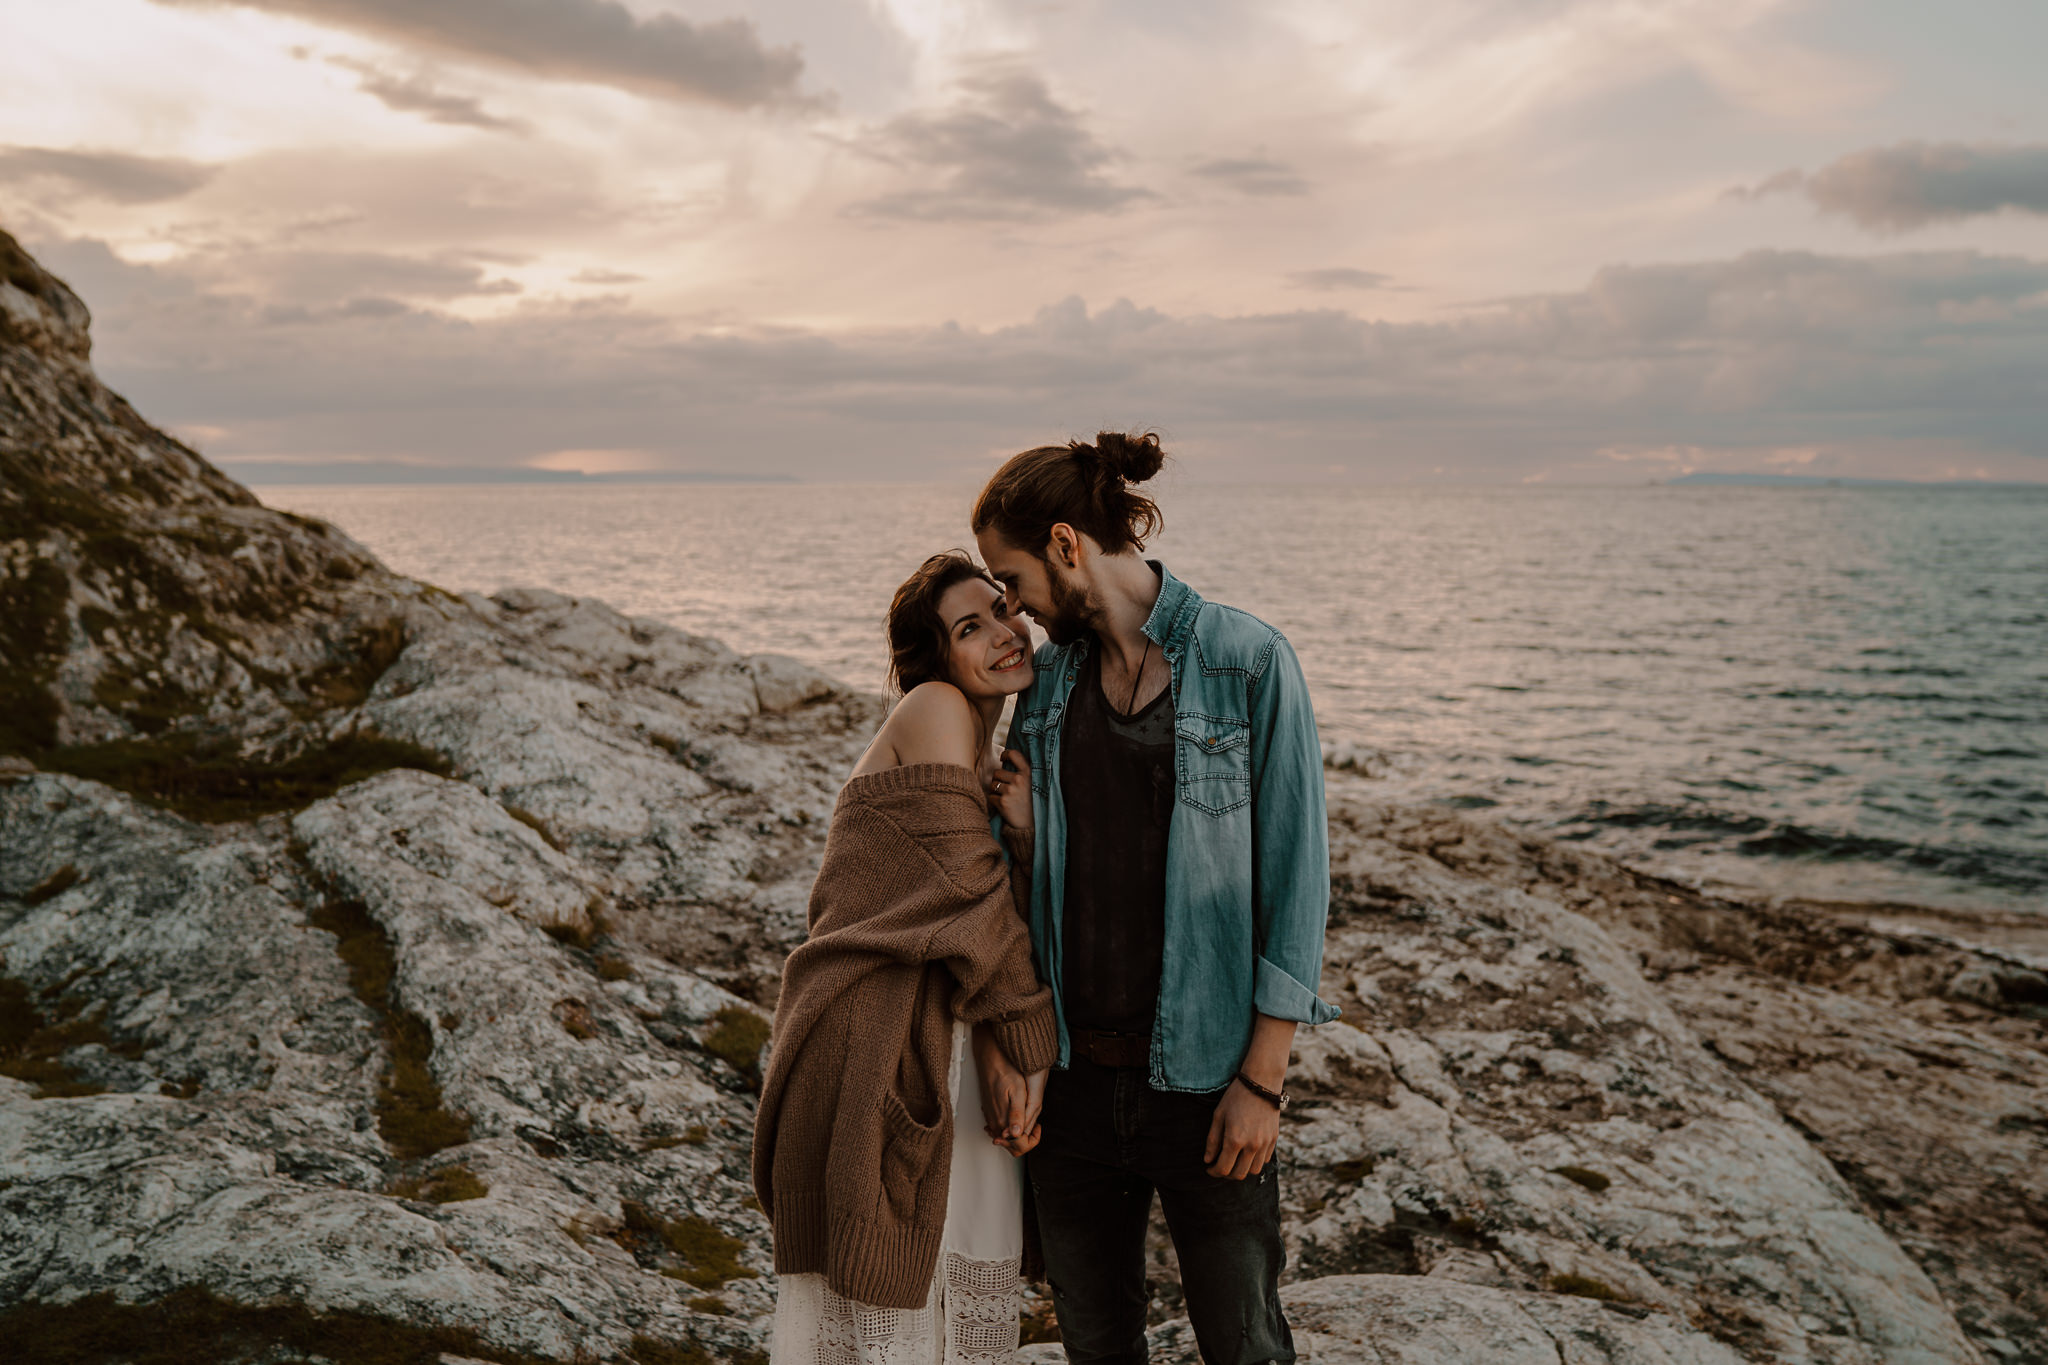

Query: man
[971,431,1337,1364]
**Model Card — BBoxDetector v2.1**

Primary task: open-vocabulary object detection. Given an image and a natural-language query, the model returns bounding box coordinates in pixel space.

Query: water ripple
[255,482,2048,913]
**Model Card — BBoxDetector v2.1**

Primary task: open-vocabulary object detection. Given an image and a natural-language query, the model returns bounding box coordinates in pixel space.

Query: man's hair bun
[972,429,1170,558]
[1087,430,1165,484]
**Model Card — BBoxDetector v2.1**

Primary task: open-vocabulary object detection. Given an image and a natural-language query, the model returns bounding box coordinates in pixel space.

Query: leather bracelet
[1235,1070,1290,1111]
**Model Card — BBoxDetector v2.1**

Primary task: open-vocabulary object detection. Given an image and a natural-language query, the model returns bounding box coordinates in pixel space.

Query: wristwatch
[1235,1070,1291,1112]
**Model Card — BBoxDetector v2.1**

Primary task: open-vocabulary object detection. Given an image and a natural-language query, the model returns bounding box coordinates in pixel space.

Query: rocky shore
[4,230,2045,1364]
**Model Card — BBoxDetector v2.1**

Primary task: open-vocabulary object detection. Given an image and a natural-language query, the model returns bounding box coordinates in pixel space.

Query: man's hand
[1204,1012,1297,1179]
[1203,1079,1279,1179]
[972,1024,1047,1157]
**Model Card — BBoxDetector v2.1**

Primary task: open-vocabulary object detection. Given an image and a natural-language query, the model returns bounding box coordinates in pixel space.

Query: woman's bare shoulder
[873,682,981,770]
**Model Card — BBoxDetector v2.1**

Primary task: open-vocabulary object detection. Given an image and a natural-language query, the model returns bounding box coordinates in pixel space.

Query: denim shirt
[1010,563,1340,1092]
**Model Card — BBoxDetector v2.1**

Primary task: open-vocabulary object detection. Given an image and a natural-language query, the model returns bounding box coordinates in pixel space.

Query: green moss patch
[387,1164,488,1204]
[39,733,449,824]
[1553,1165,1612,1193]
[641,1124,709,1152]
[23,864,82,905]
[554,998,599,1041]
[308,898,470,1159]
[1546,1273,1629,1302]
[701,1008,770,1089]
[504,805,563,851]
[0,1284,552,1365]
[298,618,406,710]
[616,1202,759,1291]
[0,556,69,754]
[631,1335,711,1365]
[0,975,110,1098]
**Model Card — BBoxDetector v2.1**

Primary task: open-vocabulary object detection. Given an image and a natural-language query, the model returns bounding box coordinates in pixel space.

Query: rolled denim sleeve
[1248,633,1341,1026]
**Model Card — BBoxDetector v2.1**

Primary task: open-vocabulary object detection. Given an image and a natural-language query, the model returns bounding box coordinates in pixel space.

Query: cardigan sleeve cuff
[986,1003,1060,1075]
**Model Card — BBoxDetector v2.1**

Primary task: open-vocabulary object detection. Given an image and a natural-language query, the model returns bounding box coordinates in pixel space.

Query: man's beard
[1040,558,1096,646]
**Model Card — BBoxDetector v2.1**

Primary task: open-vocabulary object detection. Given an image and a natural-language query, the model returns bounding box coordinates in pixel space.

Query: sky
[2,0,2045,483]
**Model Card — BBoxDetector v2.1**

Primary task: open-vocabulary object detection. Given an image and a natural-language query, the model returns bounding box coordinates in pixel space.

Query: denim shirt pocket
[1175,714,1252,815]
[1014,707,1058,795]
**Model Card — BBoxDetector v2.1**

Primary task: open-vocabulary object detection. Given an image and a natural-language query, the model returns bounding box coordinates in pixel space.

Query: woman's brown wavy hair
[885,550,1001,698]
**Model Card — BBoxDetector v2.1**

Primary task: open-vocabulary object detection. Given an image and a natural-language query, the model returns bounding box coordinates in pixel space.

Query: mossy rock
[387,1164,488,1204]
[0,1283,553,1365]
[631,1335,711,1365]
[618,1202,759,1290]
[0,975,111,1098]
[702,1008,770,1089]
[38,732,450,825]
[307,898,470,1159]
[1546,1272,1629,1302]
[1553,1165,1612,1193]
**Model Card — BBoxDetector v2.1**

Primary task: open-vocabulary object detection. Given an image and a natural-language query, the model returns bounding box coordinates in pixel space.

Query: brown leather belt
[1070,1027,1151,1070]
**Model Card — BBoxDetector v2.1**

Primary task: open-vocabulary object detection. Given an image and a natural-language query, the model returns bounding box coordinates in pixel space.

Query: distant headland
[221,461,799,486]
[1664,472,2047,488]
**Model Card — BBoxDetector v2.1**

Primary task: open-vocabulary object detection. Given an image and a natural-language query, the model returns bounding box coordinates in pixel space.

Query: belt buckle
[1084,1028,1147,1069]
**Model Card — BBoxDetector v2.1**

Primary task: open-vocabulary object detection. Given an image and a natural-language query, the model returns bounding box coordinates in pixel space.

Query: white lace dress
[770,1019,1023,1365]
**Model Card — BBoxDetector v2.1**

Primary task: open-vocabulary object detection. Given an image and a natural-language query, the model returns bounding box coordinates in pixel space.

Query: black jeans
[1026,1056,1294,1365]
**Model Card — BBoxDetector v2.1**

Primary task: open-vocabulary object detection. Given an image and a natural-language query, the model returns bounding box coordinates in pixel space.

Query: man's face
[975,528,1096,646]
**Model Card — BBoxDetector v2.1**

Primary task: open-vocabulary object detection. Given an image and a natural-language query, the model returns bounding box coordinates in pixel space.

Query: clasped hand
[970,1024,1046,1157]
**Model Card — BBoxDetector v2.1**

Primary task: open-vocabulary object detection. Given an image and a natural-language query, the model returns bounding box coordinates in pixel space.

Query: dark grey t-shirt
[1059,640,1176,1034]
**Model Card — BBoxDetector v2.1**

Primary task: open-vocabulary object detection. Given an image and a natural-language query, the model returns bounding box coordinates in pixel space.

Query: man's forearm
[1240,1012,1297,1091]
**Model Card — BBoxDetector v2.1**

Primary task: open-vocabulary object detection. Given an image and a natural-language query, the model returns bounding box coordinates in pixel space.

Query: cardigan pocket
[877,1088,945,1217]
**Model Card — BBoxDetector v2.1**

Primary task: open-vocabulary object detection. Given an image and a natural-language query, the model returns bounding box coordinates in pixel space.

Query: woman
[753,551,1055,1360]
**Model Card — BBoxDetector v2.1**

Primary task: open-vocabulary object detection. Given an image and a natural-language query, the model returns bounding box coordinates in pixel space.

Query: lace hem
[770,1251,1020,1365]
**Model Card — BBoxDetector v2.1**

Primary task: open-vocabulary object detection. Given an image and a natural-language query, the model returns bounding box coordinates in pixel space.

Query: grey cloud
[328,57,527,132]
[0,147,219,203]
[229,251,522,307]
[38,237,2048,479]
[1739,142,2048,230]
[1190,156,1310,196]
[202,145,616,244]
[852,63,1150,221]
[572,268,644,285]
[156,0,808,107]
[1288,268,1390,291]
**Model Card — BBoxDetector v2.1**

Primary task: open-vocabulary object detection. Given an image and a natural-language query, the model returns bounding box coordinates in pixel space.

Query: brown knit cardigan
[751,762,1058,1309]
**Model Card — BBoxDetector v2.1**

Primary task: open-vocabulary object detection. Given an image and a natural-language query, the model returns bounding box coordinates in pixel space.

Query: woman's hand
[971,1024,1046,1157]
[987,747,1033,836]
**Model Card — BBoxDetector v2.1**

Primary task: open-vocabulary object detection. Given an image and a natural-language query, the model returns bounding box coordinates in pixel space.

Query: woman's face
[937,577,1034,701]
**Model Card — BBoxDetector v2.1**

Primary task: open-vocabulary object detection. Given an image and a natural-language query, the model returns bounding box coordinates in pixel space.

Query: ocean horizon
[254,479,2048,917]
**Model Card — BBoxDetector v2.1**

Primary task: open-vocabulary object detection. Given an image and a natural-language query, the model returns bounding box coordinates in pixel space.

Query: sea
[251,481,2048,916]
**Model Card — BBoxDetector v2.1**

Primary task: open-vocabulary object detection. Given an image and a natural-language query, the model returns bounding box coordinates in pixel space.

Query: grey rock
[1147,1275,1747,1365]
[5,228,2043,1365]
